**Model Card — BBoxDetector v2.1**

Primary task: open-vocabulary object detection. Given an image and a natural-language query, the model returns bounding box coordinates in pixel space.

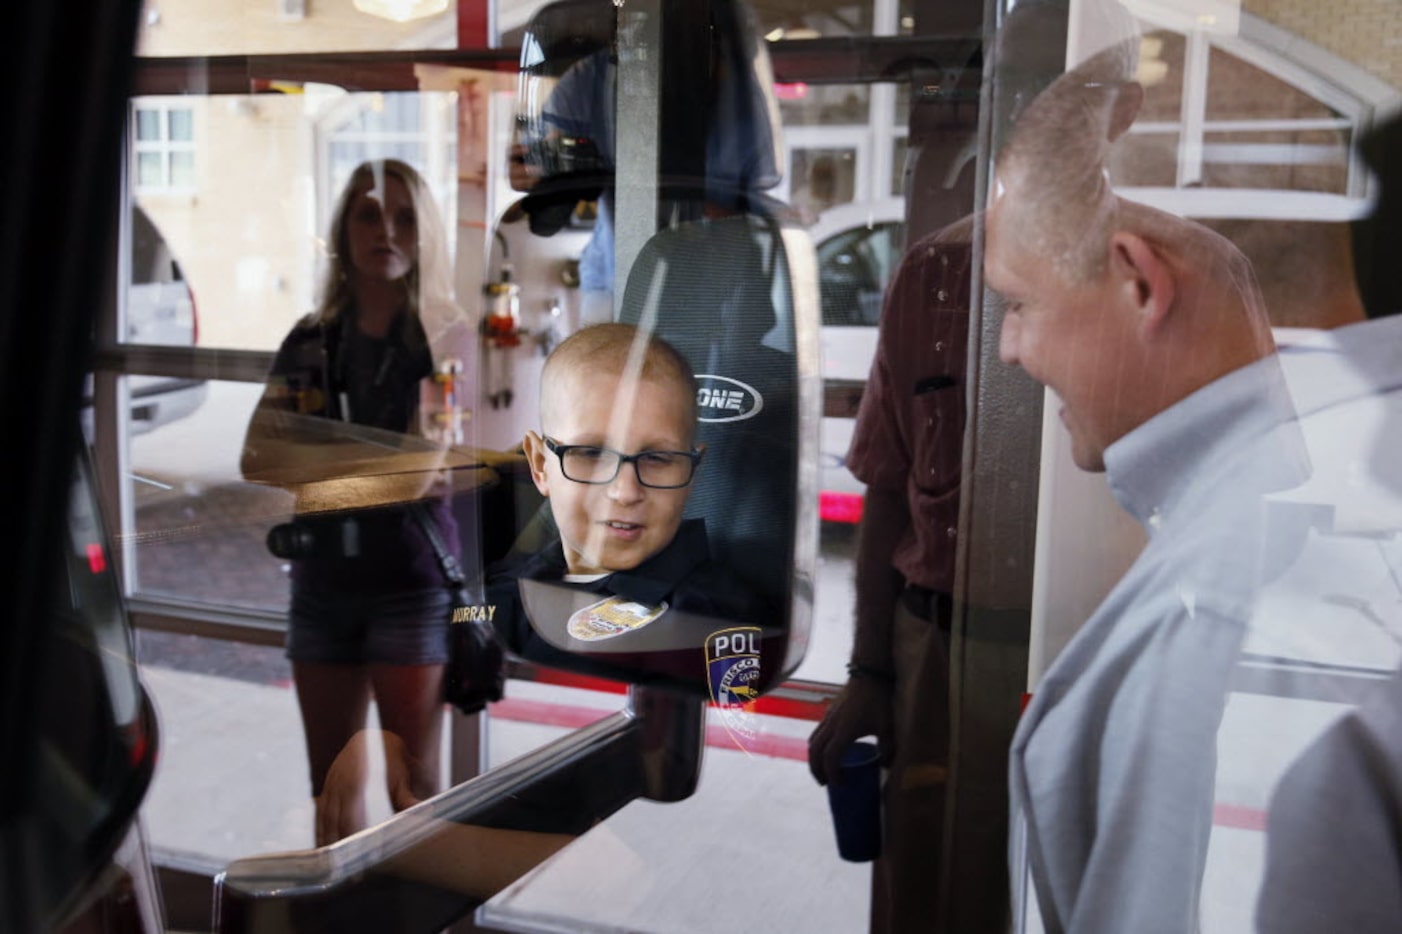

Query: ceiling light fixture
[352,0,449,24]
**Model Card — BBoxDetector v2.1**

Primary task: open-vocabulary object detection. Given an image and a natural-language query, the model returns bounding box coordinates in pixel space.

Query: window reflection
[87,1,1402,927]
[1132,29,1186,121]
[126,91,456,353]
[751,0,875,39]
[135,0,458,56]
[133,102,196,193]
[778,84,871,125]
[127,378,291,612]
[790,147,857,223]
[1112,21,1379,206]
[890,136,908,194]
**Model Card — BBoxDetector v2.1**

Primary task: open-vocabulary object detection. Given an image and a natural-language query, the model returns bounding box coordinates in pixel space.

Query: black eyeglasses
[543,437,702,489]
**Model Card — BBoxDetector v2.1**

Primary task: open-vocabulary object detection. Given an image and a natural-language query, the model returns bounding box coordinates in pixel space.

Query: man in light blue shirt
[987,22,1402,933]
[985,36,1292,932]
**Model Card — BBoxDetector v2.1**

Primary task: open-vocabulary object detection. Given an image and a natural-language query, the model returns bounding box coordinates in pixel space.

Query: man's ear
[1107,81,1144,142]
[522,430,551,497]
[1109,229,1175,338]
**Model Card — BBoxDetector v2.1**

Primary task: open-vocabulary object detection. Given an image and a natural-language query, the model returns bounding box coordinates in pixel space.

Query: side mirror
[477,203,819,702]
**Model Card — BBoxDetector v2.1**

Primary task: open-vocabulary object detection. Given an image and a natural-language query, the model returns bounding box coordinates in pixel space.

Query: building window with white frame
[133,103,196,193]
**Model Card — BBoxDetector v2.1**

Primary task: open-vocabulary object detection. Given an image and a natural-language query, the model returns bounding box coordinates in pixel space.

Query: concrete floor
[136,662,870,932]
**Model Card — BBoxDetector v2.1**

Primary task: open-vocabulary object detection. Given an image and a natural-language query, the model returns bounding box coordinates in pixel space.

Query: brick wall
[1246,0,1402,89]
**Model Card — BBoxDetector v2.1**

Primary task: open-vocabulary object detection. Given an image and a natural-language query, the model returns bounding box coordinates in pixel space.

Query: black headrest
[618,211,799,609]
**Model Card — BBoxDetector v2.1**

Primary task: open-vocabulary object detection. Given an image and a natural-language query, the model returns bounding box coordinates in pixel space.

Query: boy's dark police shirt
[485,518,779,679]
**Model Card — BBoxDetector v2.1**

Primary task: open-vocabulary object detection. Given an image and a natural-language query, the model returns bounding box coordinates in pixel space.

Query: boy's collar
[607,519,709,604]
[523,518,711,605]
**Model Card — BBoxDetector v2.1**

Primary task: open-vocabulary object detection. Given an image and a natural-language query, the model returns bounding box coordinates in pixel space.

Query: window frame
[131,99,197,194]
[1116,8,1402,219]
[99,4,1401,721]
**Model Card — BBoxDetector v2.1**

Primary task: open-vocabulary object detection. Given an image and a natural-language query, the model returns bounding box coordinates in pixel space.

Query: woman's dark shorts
[286,585,452,665]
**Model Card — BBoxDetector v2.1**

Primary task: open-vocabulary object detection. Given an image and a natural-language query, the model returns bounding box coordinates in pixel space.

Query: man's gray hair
[995,1,1141,283]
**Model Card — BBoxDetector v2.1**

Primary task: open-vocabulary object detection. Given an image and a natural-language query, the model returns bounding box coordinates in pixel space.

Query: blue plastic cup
[825,740,883,862]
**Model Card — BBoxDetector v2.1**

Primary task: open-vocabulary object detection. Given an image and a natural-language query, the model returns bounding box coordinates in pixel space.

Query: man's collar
[1104,352,1307,529]
[1276,317,1402,418]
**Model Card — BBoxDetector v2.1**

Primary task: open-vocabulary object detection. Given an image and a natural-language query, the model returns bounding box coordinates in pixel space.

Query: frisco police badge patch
[567,595,667,642]
[706,627,762,749]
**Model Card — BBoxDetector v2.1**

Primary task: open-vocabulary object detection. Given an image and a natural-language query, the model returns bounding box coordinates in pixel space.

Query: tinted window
[817,221,904,326]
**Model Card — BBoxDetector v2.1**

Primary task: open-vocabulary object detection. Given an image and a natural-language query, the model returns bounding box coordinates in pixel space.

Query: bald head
[527,323,701,576]
[1122,197,1273,339]
[539,323,698,435]
[986,2,1282,472]
[988,190,1274,471]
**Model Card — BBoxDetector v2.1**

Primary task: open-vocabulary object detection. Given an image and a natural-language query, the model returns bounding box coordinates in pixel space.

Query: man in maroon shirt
[808,217,973,933]
[807,3,1070,928]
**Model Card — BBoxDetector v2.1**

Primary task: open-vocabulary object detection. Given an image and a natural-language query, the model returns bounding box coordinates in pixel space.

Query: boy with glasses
[488,323,772,661]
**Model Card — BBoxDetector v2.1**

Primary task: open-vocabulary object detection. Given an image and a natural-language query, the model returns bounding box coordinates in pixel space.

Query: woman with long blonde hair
[242,158,467,845]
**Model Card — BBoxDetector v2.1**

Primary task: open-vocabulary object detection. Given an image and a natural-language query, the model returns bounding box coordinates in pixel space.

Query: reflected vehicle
[812,197,905,522]
[83,205,209,437]
[127,205,207,431]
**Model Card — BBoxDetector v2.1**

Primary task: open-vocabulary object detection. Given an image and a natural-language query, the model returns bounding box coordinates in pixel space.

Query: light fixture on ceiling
[1135,36,1170,87]
[352,0,449,23]
[764,22,822,41]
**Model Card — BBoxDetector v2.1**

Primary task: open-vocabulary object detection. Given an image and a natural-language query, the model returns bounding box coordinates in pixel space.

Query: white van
[82,206,208,439]
[812,197,905,522]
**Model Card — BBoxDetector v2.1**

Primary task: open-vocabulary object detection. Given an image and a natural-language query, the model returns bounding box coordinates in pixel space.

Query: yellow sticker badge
[706,626,762,751]
[567,595,668,642]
